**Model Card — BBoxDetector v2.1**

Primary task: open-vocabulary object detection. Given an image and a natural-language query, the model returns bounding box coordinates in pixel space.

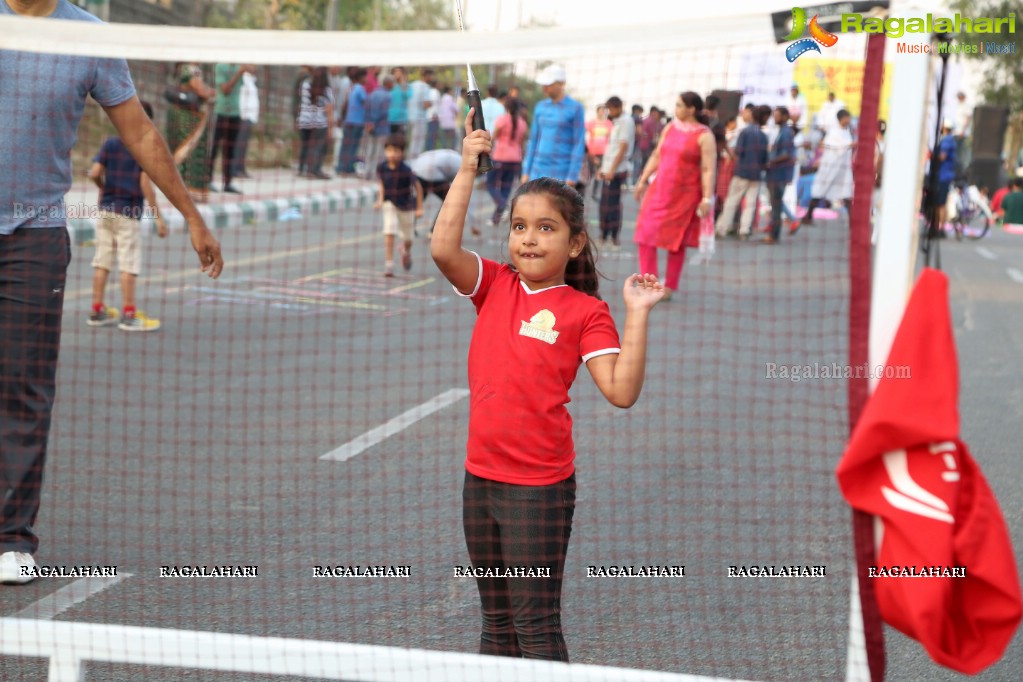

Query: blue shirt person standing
[935,119,957,230]
[0,0,222,585]
[764,107,796,243]
[521,64,586,189]
[337,68,368,175]
[715,104,769,239]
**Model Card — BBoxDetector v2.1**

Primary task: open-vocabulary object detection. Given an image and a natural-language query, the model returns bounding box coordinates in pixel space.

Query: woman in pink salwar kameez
[633,91,716,298]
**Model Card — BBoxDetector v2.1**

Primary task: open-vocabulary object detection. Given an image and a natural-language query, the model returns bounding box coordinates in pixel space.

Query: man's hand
[156,217,169,239]
[188,220,223,278]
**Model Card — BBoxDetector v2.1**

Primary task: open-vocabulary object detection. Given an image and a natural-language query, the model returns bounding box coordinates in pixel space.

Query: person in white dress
[799,108,854,227]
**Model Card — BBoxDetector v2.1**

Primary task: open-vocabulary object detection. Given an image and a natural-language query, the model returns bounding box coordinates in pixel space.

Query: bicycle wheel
[963,211,991,240]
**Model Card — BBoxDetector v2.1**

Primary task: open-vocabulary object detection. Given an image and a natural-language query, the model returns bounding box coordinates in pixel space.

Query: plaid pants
[462,470,576,661]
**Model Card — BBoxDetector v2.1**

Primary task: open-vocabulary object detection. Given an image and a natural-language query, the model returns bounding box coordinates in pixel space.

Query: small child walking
[87,100,167,332]
[374,134,423,276]
[431,110,665,661]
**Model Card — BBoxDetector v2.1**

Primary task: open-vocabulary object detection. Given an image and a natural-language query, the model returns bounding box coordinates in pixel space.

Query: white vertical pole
[869,8,932,386]
[326,0,339,30]
[48,652,84,682]
[846,6,933,682]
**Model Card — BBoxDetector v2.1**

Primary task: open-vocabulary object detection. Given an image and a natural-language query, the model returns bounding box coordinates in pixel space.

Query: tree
[205,0,452,31]
[949,0,1023,169]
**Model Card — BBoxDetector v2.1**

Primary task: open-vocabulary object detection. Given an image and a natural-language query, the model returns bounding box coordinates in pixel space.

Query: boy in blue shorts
[87,101,167,332]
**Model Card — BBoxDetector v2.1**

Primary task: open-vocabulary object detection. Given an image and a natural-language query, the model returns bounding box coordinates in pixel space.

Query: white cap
[942,118,955,131]
[538,64,567,86]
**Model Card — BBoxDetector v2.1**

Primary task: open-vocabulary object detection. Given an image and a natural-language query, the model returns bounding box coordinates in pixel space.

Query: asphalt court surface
[2,194,1022,682]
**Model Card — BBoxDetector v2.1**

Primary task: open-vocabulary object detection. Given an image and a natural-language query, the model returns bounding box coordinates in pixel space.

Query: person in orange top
[485,97,529,225]
[585,105,613,199]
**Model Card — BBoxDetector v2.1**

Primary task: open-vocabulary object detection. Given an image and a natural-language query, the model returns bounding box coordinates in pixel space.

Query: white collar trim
[519,279,568,295]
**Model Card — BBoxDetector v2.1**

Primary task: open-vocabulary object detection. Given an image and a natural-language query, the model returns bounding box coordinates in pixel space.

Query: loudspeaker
[971,105,1009,158]
[968,157,1006,193]
[709,90,743,124]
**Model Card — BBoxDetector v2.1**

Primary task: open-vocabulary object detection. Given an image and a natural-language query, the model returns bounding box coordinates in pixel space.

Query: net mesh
[0,7,893,682]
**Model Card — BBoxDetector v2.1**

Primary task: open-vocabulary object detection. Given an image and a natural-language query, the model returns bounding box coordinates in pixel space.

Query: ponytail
[508,98,521,139]
[680,90,709,126]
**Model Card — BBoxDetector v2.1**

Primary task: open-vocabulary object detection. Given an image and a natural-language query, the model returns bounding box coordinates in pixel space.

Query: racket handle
[465,90,493,174]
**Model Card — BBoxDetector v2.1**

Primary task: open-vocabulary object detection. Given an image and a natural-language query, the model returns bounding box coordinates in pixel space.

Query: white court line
[64,232,376,302]
[975,246,997,261]
[13,573,132,620]
[1007,268,1023,284]
[320,389,469,462]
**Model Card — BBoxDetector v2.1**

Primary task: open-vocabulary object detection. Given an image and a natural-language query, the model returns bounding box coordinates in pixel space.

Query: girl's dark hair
[680,91,710,126]
[509,177,600,298]
[506,97,522,138]
[309,67,329,102]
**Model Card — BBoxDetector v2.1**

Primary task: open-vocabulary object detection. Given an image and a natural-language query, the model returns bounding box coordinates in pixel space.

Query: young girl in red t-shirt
[431,110,665,661]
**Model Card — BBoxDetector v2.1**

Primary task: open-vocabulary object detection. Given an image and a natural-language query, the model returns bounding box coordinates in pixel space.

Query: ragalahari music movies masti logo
[784,7,839,62]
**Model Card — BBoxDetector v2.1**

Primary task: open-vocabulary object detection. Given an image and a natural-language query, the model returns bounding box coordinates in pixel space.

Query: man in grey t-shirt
[0,0,223,585]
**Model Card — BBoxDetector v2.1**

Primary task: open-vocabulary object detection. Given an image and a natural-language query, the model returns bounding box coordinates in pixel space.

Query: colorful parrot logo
[784,7,839,62]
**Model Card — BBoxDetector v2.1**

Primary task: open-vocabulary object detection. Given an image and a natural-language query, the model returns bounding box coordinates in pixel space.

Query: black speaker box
[709,89,743,124]
[968,156,1007,193]
[971,105,1009,158]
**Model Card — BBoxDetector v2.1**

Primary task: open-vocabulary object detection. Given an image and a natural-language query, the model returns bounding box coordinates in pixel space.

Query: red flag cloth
[836,268,1022,674]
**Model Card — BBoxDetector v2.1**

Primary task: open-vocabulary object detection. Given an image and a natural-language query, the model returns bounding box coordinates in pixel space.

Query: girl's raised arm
[586,273,665,408]
[431,109,492,294]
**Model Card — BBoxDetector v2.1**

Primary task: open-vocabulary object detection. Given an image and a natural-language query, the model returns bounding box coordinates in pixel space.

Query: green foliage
[948,0,1022,113]
[204,0,452,31]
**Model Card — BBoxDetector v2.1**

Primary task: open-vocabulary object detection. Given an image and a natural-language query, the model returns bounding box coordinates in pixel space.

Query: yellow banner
[794,58,892,123]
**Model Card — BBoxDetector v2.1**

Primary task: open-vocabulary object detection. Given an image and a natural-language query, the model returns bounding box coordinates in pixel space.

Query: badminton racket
[453,0,493,174]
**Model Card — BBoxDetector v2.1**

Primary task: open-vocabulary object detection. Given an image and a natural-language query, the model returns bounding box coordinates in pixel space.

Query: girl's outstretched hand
[623,273,666,311]
[461,108,492,173]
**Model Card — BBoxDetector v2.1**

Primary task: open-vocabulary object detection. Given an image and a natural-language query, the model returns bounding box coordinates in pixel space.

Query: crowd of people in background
[163,63,548,196]
[158,60,1023,275]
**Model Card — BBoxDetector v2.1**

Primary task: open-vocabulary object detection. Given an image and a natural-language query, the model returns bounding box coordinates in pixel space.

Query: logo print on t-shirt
[519,309,560,345]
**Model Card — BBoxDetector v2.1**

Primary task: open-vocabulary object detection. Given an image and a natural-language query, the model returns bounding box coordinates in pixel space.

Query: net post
[847,7,934,682]
[847,28,887,682]
[869,8,931,370]
[48,653,85,682]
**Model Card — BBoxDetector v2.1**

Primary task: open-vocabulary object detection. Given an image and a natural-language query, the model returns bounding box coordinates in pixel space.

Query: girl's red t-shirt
[458,255,621,485]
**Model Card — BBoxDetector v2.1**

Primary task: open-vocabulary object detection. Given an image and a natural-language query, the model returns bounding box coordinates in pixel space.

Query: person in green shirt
[209,63,252,194]
[1002,178,1023,226]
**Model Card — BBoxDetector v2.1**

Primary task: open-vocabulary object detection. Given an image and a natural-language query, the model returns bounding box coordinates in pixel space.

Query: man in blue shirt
[716,104,770,239]
[935,119,957,232]
[764,107,796,244]
[521,64,586,190]
[364,75,395,179]
[0,0,223,584]
[337,68,368,175]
